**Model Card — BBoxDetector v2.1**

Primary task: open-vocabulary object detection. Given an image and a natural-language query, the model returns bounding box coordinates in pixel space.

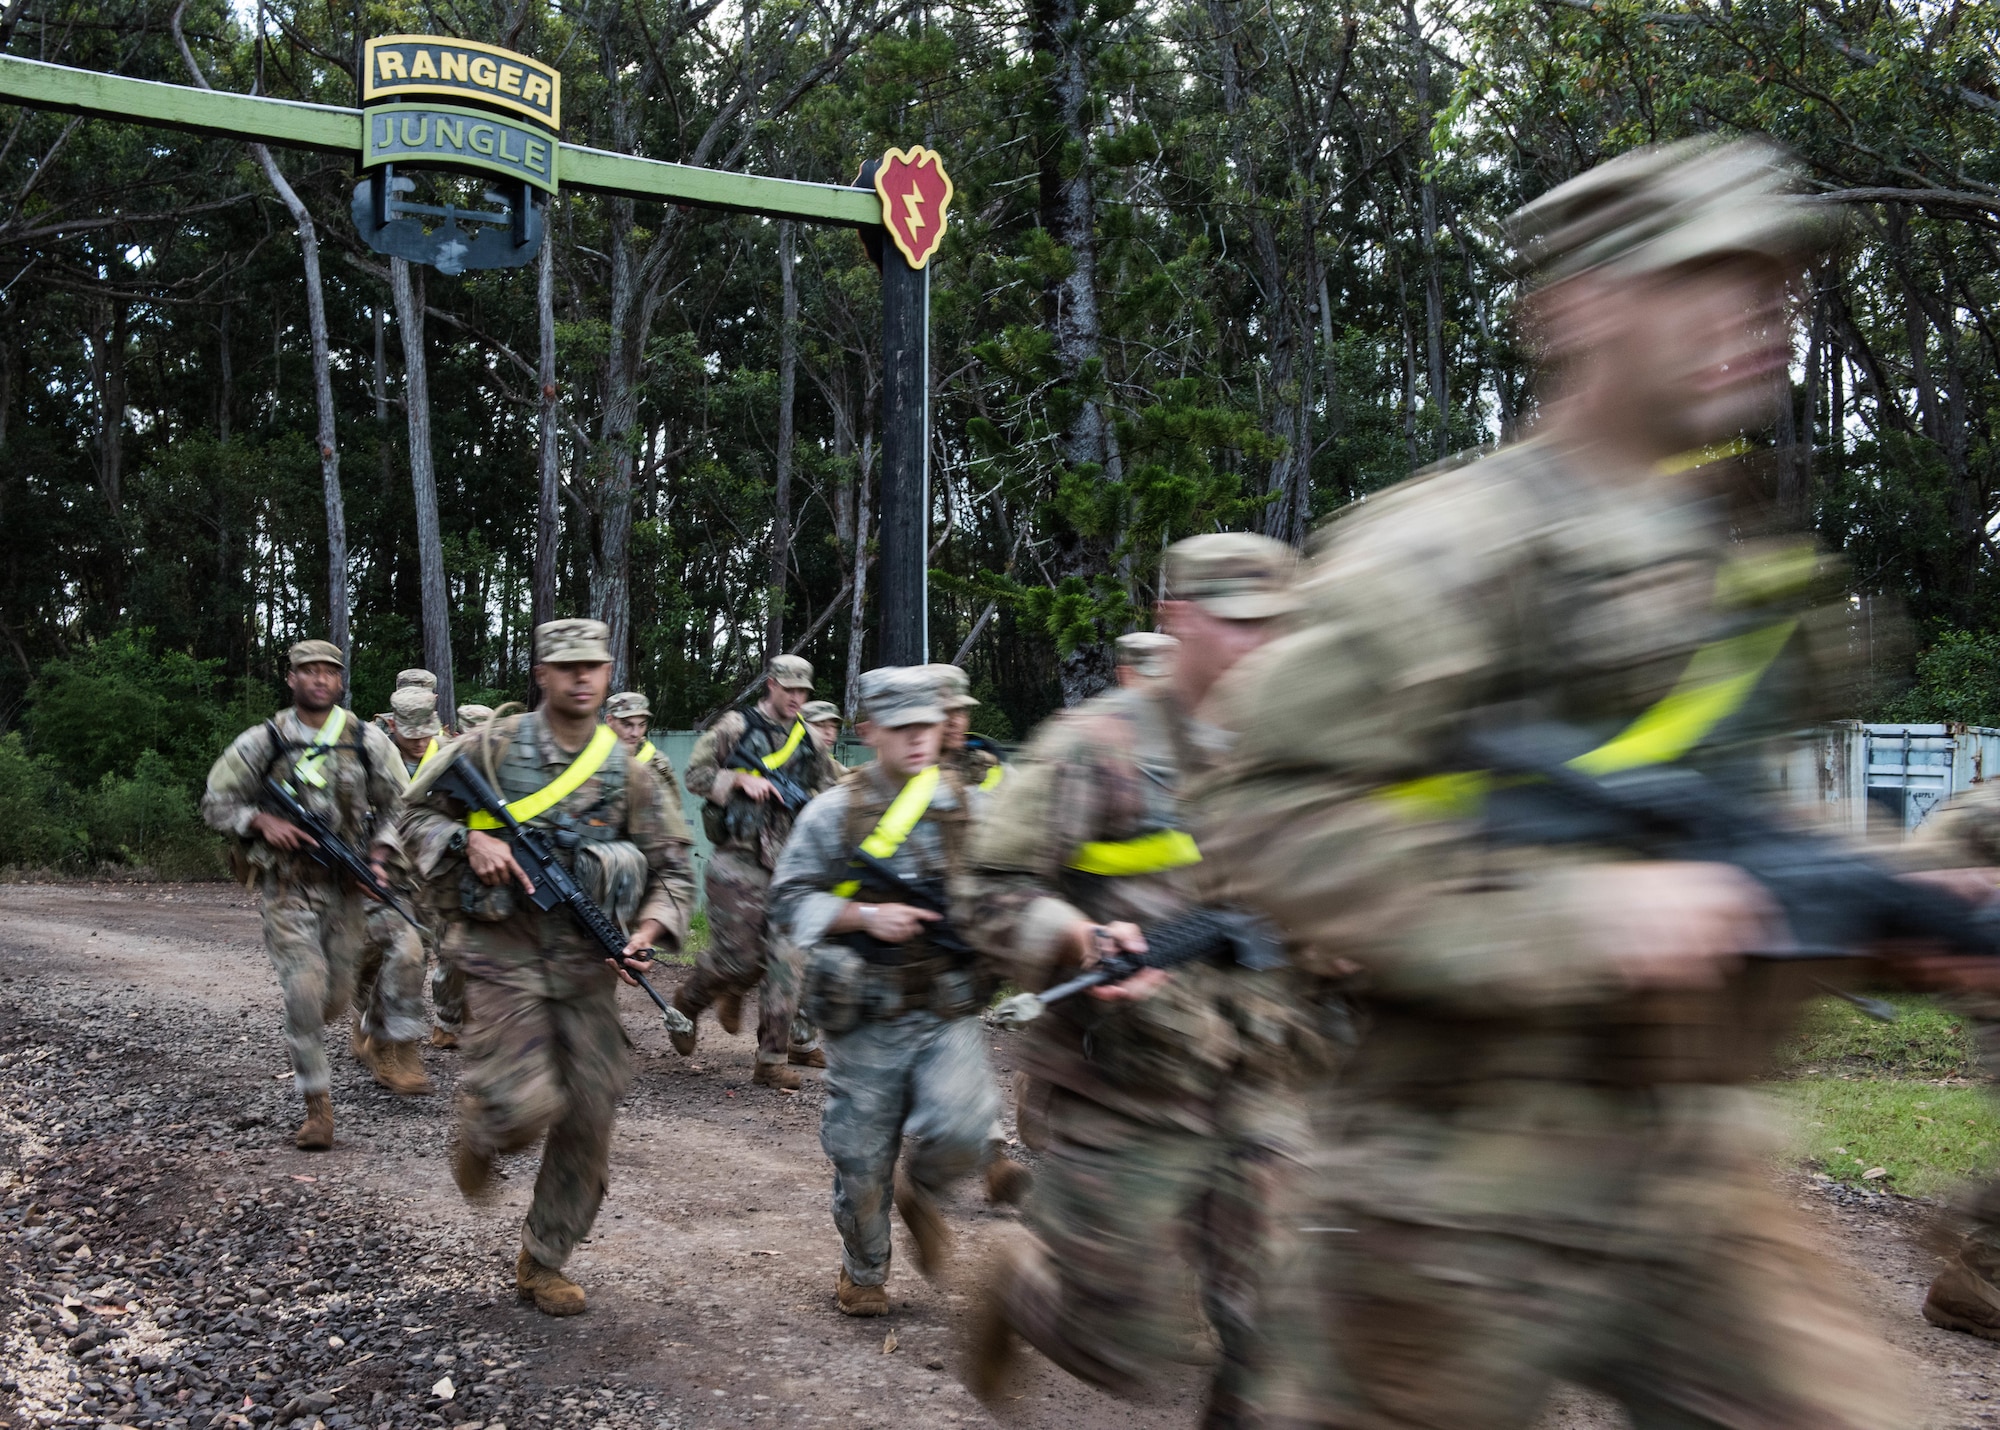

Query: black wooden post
[877,245,929,666]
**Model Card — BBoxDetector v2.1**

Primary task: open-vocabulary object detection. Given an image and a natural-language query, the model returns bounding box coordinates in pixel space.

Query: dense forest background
[1,0,1998,870]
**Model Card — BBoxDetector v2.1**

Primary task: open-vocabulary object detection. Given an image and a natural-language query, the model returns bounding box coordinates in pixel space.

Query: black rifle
[432,753,694,1037]
[990,907,1286,1028]
[1468,724,2000,1016]
[736,743,814,812]
[839,848,980,965]
[258,775,424,933]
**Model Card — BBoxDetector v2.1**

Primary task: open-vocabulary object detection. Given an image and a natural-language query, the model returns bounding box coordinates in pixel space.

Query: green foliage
[1776,1080,2000,1198]
[1879,630,2000,728]
[1773,994,1979,1079]
[0,735,88,870]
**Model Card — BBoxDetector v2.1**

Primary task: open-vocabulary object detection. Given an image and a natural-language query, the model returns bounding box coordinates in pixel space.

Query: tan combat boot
[515,1249,586,1316]
[788,1046,826,1069]
[753,1061,803,1091]
[836,1269,888,1317]
[963,1250,1020,1402]
[294,1093,334,1151]
[984,1156,1032,1206]
[451,1134,496,1201]
[670,987,700,1057]
[350,1022,372,1065]
[1925,1259,2000,1341]
[716,991,743,1035]
[894,1166,952,1279]
[430,1026,460,1050]
[368,1039,433,1096]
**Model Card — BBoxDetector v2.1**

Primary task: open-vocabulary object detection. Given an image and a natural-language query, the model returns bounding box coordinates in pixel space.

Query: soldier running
[605,690,687,809]
[401,619,695,1316]
[957,540,1314,1425]
[200,639,431,1149]
[772,666,1003,1316]
[677,654,836,1088]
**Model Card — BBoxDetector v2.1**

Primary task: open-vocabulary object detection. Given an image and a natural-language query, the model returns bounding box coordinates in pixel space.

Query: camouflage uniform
[682,658,833,1069]
[382,687,463,1041]
[201,678,424,1098]
[770,669,1001,1299]
[960,579,1314,1425]
[402,700,695,1271]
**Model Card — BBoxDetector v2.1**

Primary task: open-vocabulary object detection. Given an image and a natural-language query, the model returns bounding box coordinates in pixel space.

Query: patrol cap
[456,703,495,730]
[389,687,442,739]
[856,667,945,728]
[288,639,344,671]
[800,699,842,725]
[604,691,652,721]
[1162,533,1302,620]
[1115,632,1179,679]
[1507,136,1829,286]
[921,662,979,710]
[395,668,437,691]
[766,654,815,691]
[534,618,613,664]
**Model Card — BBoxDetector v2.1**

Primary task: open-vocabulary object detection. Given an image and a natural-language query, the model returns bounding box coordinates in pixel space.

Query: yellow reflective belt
[415,736,442,774]
[735,717,807,776]
[1068,828,1202,877]
[1379,619,1797,819]
[291,705,349,789]
[465,723,619,830]
[636,739,656,764]
[832,766,941,897]
[979,763,1004,792]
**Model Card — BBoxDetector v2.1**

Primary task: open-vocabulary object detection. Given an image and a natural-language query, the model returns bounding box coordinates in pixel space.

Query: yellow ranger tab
[290,704,349,790]
[465,722,619,829]
[833,765,941,897]
[734,717,807,776]
[979,763,1005,792]
[1068,828,1202,877]
[1379,618,1797,819]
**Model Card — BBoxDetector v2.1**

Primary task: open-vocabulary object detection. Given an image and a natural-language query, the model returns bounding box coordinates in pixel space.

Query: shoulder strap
[288,704,350,790]
[832,766,942,896]
[465,722,620,829]
[739,715,809,772]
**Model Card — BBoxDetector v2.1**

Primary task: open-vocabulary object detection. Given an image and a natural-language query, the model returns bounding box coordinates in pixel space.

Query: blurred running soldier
[605,690,687,808]
[1194,138,1907,1429]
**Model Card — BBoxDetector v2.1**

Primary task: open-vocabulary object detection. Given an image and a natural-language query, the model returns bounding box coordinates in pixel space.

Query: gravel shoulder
[0,882,1996,1430]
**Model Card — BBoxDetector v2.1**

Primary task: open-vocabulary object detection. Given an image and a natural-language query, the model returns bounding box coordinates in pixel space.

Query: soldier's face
[391,728,429,761]
[608,714,649,748]
[286,662,343,714]
[863,720,942,778]
[942,709,970,749]
[537,661,613,719]
[765,680,808,722]
[807,720,839,751]
[1157,602,1274,707]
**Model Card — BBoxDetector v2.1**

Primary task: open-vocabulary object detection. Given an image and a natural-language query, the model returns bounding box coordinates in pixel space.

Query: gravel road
[0,881,1995,1430]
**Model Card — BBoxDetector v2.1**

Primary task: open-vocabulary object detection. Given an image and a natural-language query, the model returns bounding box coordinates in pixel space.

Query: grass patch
[1772,994,1978,1079]
[1773,1079,2000,1198]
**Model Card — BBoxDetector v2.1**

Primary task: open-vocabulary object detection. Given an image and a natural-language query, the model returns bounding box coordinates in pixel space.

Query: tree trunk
[89,299,128,520]
[766,220,799,661]
[590,196,642,687]
[217,306,233,445]
[391,258,456,717]
[845,431,874,720]
[534,229,561,636]
[1406,0,1447,460]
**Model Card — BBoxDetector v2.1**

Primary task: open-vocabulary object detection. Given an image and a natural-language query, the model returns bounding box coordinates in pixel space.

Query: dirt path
[0,882,1996,1430]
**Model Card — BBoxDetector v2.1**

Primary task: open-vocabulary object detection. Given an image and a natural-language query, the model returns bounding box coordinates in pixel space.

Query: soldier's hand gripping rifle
[259,776,424,934]
[990,907,1287,1030]
[433,754,696,1038]
[1469,724,2000,1018]
[734,742,814,813]
[841,849,980,964]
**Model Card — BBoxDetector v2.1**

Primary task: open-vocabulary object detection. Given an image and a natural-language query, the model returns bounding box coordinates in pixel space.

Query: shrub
[0,733,86,869]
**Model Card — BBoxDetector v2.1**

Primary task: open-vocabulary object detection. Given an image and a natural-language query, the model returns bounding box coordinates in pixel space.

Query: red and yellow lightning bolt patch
[874,146,953,270]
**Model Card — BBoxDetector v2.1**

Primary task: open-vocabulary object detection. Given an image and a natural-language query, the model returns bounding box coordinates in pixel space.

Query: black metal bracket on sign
[349,164,544,275]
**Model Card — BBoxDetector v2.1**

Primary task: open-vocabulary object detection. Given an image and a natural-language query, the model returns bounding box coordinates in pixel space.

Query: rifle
[839,848,980,965]
[259,775,424,934]
[1469,724,2000,1019]
[735,742,814,813]
[432,753,695,1038]
[990,907,1286,1029]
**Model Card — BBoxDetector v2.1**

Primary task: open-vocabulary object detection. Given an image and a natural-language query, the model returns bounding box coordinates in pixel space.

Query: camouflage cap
[535,618,613,664]
[766,654,815,691]
[288,639,344,671]
[1162,533,1302,620]
[1115,632,1179,679]
[456,703,495,731]
[1507,136,1830,286]
[920,662,980,710]
[389,687,442,739]
[857,667,945,728]
[604,691,652,721]
[395,668,437,691]
[800,699,842,725]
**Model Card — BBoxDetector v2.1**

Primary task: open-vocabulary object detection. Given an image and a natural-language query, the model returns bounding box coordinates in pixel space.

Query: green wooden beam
[0,54,882,228]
